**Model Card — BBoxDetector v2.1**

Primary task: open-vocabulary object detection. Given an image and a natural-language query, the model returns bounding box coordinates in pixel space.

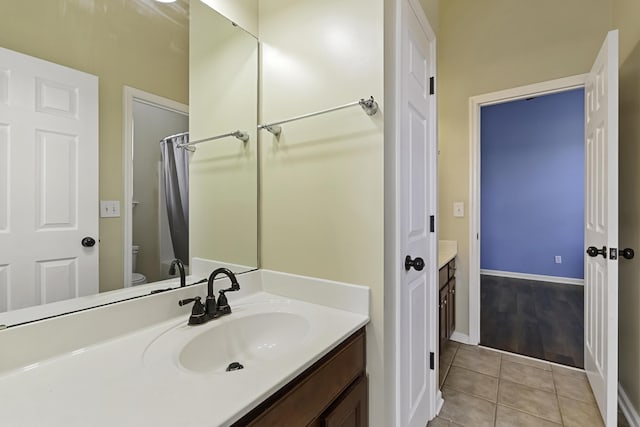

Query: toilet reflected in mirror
[131,245,147,286]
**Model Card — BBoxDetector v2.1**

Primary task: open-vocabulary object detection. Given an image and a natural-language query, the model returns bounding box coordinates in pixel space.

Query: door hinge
[430,215,435,233]
[429,77,435,95]
[610,248,618,260]
[429,352,435,370]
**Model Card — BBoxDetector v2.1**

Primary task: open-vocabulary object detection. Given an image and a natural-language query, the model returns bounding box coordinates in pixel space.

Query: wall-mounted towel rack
[177,130,249,152]
[258,96,378,137]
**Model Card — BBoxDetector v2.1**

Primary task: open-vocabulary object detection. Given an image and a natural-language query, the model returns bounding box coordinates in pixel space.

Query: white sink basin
[142,299,318,376]
[178,312,310,373]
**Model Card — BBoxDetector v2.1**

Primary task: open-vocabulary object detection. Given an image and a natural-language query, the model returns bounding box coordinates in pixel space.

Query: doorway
[478,88,585,367]
[123,87,188,288]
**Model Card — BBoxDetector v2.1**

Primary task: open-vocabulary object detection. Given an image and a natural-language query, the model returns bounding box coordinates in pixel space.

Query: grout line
[551,368,565,426]
[494,353,502,426]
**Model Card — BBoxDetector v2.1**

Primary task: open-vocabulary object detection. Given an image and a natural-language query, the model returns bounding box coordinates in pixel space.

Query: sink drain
[226,361,244,372]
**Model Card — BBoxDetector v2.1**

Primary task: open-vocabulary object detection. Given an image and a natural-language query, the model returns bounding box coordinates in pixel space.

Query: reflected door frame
[123,86,189,288]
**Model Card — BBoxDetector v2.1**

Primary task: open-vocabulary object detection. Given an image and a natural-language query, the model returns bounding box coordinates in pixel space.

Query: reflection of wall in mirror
[189,0,259,271]
[200,0,258,37]
[0,0,189,292]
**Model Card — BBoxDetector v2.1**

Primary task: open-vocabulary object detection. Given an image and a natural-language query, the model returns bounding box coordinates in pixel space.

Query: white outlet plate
[555,256,562,264]
[453,202,464,218]
[100,200,121,218]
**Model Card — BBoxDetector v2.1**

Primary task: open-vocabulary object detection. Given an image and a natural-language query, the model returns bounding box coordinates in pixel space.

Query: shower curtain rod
[177,130,249,152]
[257,96,379,137]
[160,131,189,142]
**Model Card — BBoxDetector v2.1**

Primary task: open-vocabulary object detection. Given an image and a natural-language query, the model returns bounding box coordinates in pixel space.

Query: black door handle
[622,248,635,260]
[405,255,425,271]
[586,246,606,258]
[81,237,96,247]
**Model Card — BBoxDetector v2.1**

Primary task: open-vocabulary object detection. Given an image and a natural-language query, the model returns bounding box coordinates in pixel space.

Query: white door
[0,47,99,313]
[399,2,437,426]
[584,30,618,427]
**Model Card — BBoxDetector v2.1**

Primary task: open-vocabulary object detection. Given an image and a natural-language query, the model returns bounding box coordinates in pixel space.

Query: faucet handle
[178,296,208,325]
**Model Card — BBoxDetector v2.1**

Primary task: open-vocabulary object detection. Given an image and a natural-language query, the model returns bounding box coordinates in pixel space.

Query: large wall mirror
[0,0,259,326]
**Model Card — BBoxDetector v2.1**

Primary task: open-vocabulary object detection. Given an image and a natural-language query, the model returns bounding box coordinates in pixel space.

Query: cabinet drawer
[243,330,365,427]
[439,266,448,289]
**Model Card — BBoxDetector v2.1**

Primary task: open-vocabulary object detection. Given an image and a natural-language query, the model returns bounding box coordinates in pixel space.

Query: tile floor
[430,342,630,427]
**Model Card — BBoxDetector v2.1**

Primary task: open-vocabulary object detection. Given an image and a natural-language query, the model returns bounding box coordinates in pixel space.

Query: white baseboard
[619,383,640,427]
[480,269,584,286]
[450,331,472,345]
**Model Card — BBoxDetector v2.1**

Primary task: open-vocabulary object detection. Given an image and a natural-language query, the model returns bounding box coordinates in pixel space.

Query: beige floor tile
[441,342,459,365]
[559,395,605,427]
[452,347,501,377]
[498,379,562,423]
[553,369,596,403]
[500,360,555,392]
[501,353,551,371]
[440,361,451,386]
[495,404,561,427]
[551,364,588,379]
[444,366,499,402]
[427,416,464,426]
[440,386,496,427]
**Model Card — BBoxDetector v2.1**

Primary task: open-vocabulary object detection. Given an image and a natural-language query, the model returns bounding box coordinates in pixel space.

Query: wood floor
[480,275,584,368]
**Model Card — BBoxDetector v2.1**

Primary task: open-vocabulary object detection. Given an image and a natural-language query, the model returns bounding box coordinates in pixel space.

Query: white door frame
[388,0,439,424]
[467,74,587,344]
[123,87,188,287]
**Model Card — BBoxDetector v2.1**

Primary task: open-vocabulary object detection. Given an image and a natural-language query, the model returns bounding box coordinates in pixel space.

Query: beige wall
[438,0,611,335]
[418,0,439,35]
[189,0,259,270]
[0,0,189,292]
[258,0,385,423]
[614,0,640,415]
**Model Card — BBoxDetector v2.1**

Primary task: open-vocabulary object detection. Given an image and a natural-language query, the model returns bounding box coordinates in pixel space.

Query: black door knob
[81,237,96,247]
[405,255,425,271]
[622,248,635,260]
[586,246,606,258]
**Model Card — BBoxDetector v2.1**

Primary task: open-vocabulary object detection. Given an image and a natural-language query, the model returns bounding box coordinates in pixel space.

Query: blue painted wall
[480,89,584,279]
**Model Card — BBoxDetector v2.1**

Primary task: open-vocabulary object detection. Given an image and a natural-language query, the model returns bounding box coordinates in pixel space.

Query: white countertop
[0,271,369,427]
[438,240,458,269]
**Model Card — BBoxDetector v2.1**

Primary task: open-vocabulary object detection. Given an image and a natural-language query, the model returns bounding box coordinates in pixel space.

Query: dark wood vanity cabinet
[439,258,456,353]
[234,328,368,427]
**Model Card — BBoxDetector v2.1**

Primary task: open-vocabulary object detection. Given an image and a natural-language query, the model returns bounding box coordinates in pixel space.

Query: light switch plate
[100,200,120,218]
[453,202,464,218]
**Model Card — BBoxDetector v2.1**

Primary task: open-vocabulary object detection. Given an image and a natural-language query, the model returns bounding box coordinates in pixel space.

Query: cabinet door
[439,285,449,351]
[323,375,368,427]
[448,278,456,338]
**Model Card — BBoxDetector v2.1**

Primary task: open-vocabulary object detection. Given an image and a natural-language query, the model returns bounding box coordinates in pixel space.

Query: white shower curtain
[160,134,189,262]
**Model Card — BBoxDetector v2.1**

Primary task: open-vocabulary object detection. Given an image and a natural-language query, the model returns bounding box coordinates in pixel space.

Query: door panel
[584,30,618,427]
[400,3,436,427]
[0,47,98,312]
